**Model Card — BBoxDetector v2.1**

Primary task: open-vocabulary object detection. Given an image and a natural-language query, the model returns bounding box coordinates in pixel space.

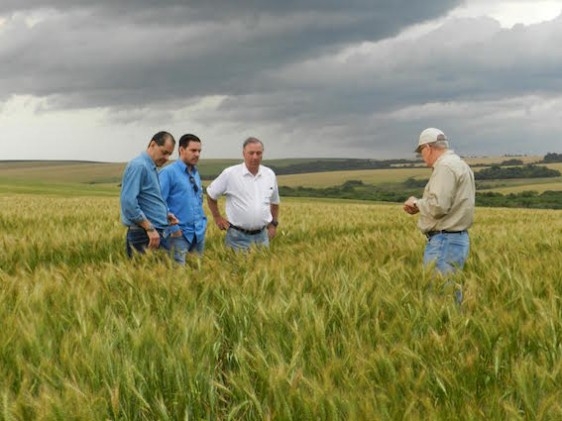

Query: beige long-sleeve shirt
[417,150,475,233]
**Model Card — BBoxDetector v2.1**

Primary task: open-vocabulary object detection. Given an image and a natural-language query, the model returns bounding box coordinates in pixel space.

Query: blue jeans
[225,227,269,251]
[423,231,470,304]
[126,227,170,258]
[169,235,205,264]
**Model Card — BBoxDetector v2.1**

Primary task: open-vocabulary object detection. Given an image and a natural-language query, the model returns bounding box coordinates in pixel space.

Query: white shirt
[206,163,280,229]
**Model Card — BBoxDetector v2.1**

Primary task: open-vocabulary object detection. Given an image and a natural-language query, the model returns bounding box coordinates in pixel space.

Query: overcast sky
[1,0,561,162]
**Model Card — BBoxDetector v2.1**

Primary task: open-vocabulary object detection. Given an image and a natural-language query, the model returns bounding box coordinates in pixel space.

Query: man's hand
[267,224,277,239]
[167,213,179,225]
[403,196,419,215]
[214,215,230,230]
[147,229,161,249]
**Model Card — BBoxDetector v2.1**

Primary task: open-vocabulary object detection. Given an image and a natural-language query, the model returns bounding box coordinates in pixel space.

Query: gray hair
[432,140,449,149]
[243,137,264,149]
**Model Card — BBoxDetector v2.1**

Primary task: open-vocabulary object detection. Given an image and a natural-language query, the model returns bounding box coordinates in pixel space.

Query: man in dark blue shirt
[120,131,179,258]
[159,134,207,264]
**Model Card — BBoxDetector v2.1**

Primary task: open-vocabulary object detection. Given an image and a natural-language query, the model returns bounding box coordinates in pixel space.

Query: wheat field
[1,191,562,420]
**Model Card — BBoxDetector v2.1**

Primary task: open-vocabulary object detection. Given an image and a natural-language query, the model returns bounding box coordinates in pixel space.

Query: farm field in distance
[1,172,562,418]
[478,178,562,194]
[2,156,560,194]
[277,167,430,188]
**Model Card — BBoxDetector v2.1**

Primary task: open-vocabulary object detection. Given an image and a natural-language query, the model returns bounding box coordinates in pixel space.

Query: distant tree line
[279,180,562,209]
[476,190,562,209]
[198,153,561,179]
[278,182,418,203]
[499,159,524,166]
[277,154,562,208]
[200,159,415,180]
[542,153,562,163]
[475,164,560,180]
[403,162,561,188]
[268,159,414,175]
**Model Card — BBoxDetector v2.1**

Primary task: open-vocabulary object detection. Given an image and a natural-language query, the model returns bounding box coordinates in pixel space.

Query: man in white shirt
[403,127,475,304]
[206,137,280,251]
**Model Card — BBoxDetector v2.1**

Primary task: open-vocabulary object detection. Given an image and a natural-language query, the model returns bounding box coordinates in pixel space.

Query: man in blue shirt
[159,133,207,264]
[120,131,179,258]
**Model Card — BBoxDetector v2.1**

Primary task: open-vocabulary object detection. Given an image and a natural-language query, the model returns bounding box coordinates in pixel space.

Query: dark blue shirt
[120,152,169,229]
[159,160,207,243]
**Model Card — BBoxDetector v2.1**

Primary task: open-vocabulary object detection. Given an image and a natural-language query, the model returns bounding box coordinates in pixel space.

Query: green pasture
[0,178,119,197]
[539,162,562,172]
[478,178,562,194]
[277,167,429,187]
[277,167,562,193]
[0,158,321,184]
[0,161,126,184]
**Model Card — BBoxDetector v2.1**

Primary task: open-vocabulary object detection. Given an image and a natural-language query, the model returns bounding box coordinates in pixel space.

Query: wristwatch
[269,220,279,227]
[146,226,156,232]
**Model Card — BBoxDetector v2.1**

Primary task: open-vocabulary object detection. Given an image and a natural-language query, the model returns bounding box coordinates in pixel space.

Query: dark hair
[179,133,201,149]
[243,137,263,149]
[149,131,175,147]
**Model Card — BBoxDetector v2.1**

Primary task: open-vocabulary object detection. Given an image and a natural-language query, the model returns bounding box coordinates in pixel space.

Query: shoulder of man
[208,164,237,184]
[223,163,244,175]
[259,165,277,176]
[124,154,147,172]
[438,152,473,176]
[159,160,177,174]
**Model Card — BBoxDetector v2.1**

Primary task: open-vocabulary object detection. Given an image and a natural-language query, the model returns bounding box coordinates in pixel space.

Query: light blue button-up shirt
[120,152,169,229]
[159,160,207,243]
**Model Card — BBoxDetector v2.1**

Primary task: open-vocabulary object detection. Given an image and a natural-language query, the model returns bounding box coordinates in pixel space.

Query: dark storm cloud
[215,13,562,135]
[196,10,562,158]
[0,1,459,19]
[3,0,562,160]
[0,0,462,108]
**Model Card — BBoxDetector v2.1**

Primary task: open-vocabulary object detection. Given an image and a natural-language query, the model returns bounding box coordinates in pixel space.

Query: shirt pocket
[263,186,274,204]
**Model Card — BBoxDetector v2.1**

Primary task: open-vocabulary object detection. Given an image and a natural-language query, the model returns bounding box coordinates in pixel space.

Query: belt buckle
[229,223,266,235]
[425,230,439,239]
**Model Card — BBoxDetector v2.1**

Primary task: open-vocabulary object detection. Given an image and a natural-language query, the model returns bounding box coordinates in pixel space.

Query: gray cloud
[0,0,461,108]
[1,0,561,161]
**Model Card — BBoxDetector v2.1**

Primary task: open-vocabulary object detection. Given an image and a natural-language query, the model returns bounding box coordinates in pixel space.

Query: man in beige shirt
[403,127,475,303]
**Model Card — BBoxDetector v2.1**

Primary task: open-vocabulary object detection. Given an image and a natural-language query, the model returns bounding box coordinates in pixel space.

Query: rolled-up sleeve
[206,169,228,200]
[270,176,280,204]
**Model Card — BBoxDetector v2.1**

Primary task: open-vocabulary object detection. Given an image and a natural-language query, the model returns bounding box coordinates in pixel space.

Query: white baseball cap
[415,128,447,153]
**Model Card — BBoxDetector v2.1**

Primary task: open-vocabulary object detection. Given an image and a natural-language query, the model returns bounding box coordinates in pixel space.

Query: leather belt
[128,225,163,233]
[229,224,265,235]
[426,230,467,239]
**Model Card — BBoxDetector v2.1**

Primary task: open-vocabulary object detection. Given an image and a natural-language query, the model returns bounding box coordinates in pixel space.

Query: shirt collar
[432,149,454,168]
[242,163,261,177]
[175,159,188,173]
[175,159,198,175]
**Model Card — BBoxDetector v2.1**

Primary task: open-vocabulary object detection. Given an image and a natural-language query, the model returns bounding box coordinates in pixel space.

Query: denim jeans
[169,235,205,264]
[225,227,269,251]
[126,227,170,258]
[423,231,470,304]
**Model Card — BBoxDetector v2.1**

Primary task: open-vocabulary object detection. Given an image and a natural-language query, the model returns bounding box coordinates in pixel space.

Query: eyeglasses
[189,176,199,193]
